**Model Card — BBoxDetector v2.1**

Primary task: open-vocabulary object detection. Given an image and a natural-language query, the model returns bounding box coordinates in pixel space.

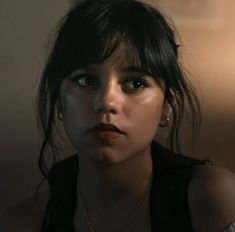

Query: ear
[162,100,172,118]
[162,87,179,118]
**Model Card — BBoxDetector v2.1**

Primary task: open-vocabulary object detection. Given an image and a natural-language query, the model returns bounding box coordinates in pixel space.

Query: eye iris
[85,77,94,85]
[129,79,145,89]
[77,76,94,86]
[133,80,142,88]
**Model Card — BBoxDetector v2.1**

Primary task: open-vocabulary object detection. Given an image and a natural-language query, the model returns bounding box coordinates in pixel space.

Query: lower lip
[92,131,123,140]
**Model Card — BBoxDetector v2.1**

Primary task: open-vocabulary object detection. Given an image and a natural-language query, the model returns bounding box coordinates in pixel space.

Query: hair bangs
[54,0,163,77]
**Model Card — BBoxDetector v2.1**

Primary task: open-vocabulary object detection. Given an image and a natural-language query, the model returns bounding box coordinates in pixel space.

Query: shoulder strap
[150,141,209,231]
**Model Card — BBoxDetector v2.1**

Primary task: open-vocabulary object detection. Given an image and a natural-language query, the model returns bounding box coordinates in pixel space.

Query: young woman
[1,0,235,231]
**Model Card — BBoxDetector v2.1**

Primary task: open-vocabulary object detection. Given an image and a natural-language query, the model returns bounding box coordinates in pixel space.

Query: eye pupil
[134,81,141,88]
[86,77,94,85]
[73,74,147,91]
[127,79,146,90]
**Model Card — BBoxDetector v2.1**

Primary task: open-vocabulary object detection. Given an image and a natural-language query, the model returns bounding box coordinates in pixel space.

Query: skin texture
[2,43,235,232]
[1,167,235,232]
[188,165,235,232]
[59,46,172,230]
[1,47,235,231]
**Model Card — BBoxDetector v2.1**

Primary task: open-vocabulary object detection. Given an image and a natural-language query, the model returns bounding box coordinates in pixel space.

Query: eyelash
[72,74,149,91]
[124,77,149,90]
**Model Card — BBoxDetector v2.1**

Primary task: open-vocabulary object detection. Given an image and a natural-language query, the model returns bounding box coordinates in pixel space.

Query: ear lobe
[159,101,172,128]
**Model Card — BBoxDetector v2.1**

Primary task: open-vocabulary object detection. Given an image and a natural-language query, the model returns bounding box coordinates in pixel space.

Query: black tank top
[41,141,210,231]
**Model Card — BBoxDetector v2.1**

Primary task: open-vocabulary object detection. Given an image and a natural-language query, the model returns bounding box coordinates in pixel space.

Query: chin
[92,148,126,166]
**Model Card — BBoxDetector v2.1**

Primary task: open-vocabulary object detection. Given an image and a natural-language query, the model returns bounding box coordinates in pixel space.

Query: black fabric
[41,141,209,231]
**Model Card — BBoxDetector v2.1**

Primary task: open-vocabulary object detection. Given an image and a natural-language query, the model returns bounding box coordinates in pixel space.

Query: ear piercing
[159,115,170,127]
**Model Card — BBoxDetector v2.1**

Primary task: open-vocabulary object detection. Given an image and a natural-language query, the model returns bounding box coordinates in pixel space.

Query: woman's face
[59,47,171,165]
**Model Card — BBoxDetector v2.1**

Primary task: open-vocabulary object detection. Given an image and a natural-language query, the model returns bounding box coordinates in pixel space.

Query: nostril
[94,98,119,114]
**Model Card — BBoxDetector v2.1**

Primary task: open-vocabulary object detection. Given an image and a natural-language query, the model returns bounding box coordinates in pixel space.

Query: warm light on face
[59,46,171,165]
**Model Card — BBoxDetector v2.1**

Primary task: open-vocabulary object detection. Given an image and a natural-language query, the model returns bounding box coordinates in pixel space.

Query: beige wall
[157,0,235,169]
[0,0,72,213]
[0,0,235,213]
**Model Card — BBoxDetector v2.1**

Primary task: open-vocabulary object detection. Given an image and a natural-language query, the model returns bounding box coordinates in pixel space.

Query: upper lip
[88,123,125,134]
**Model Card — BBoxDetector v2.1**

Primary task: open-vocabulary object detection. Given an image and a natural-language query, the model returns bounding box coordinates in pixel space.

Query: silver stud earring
[159,115,170,127]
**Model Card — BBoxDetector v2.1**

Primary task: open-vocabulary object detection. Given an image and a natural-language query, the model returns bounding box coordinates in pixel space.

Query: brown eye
[124,77,148,90]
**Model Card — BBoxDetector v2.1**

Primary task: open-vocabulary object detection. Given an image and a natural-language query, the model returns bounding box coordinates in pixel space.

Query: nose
[94,78,122,115]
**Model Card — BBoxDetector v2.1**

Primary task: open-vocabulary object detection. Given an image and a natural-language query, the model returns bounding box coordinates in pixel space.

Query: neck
[77,145,153,221]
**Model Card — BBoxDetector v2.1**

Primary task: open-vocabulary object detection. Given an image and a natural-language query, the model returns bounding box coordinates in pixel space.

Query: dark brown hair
[37,0,201,180]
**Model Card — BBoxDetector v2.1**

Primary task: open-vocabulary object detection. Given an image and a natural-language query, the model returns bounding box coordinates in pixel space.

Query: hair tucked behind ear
[37,1,202,230]
[36,0,201,180]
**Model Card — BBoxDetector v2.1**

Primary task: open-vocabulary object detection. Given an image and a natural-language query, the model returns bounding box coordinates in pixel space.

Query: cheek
[61,91,91,147]
[124,93,164,145]
[128,93,164,128]
[61,84,92,123]
[60,80,89,117]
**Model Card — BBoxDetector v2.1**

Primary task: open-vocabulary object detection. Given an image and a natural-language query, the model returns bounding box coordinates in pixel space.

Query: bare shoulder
[188,164,235,232]
[0,191,49,232]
